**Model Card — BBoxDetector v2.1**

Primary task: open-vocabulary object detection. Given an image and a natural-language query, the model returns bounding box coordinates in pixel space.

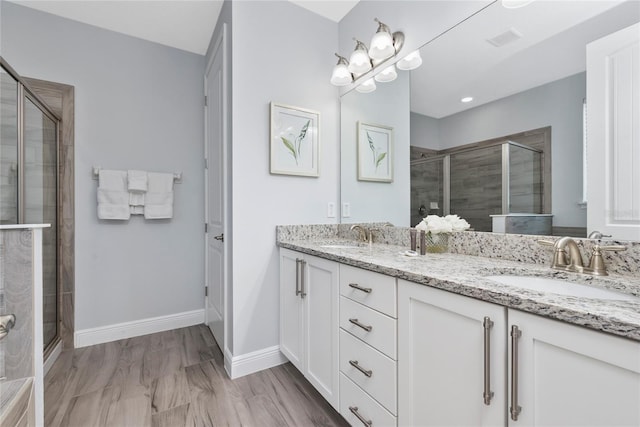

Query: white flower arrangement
[415,214,470,234]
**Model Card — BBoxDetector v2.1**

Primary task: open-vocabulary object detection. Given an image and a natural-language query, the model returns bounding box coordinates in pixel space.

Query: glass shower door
[23,96,58,350]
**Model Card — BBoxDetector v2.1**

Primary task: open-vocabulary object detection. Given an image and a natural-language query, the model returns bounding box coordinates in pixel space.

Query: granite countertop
[278,238,640,342]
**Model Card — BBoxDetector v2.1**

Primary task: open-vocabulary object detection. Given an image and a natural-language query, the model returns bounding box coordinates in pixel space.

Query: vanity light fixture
[461,96,474,103]
[374,64,398,83]
[330,53,353,86]
[348,39,373,75]
[330,17,416,91]
[396,50,422,71]
[355,78,376,93]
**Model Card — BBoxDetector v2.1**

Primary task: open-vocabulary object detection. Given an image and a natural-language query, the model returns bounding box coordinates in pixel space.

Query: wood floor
[44,324,348,427]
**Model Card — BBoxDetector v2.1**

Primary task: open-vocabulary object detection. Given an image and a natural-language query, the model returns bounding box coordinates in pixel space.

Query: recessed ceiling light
[501,0,535,9]
[461,97,474,103]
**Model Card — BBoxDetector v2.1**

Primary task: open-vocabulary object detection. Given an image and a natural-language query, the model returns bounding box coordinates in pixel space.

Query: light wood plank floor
[44,324,348,427]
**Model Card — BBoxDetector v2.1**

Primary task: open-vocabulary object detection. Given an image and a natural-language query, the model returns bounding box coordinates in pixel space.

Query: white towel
[97,189,130,220]
[98,170,130,220]
[129,192,145,207]
[127,170,148,192]
[144,172,174,219]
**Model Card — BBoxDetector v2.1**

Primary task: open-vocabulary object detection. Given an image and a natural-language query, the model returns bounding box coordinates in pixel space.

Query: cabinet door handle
[349,360,373,377]
[349,318,373,332]
[349,406,372,426]
[349,283,372,293]
[483,316,494,405]
[300,260,307,298]
[295,259,302,296]
[510,325,522,421]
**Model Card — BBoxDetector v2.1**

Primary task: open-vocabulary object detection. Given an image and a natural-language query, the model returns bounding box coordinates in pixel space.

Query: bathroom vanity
[277,225,640,427]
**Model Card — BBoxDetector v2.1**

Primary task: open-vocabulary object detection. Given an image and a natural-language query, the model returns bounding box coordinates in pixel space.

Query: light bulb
[374,64,397,83]
[369,31,395,60]
[396,50,423,71]
[356,78,376,93]
[330,54,352,86]
[348,40,372,74]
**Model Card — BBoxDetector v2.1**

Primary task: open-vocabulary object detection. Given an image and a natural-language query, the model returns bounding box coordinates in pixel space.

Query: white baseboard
[74,309,205,348]
[225,345,288,379]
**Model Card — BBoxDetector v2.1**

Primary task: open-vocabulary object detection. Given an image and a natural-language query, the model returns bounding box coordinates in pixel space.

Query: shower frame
[1,57,62,358]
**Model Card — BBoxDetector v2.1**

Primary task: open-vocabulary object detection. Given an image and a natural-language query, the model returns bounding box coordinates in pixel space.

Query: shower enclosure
[411,141,544,232]
[1,60,60,356]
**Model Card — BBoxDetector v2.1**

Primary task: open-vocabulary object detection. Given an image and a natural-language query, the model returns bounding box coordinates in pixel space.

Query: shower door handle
[0,314,16,341]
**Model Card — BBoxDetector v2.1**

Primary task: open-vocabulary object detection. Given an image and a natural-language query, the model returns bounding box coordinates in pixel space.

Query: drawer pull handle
[349,283,372,293]
[349,406,373,426]
[349,318,373,332]
[349,360,373,377]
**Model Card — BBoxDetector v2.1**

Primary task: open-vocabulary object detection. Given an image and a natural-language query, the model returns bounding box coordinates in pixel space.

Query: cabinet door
[509,309,640,427]
[398,280,507,427]
[279,248,304,372]
[304,255,339,409]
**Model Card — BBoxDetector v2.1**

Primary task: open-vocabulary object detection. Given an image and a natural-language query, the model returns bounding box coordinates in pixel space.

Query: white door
[587,23,640,240]
[205,25,227,350]
[398,279,507,427]
[508,309,640,426]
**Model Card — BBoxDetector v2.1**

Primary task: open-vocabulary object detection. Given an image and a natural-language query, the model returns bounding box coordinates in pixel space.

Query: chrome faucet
[350,224,371,243]
[538,237,626,276]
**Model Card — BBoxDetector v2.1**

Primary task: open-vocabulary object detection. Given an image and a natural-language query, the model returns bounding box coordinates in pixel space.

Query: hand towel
[144,172,174,219]
[127,170,148,192]
[97,169,130,220]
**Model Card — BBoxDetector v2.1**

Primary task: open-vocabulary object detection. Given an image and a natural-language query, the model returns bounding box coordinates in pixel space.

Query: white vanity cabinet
[339,265,398,427]
[509,309,640,426]
[398,279,507,427]
[279,248,339,409]
[398,279,640,427]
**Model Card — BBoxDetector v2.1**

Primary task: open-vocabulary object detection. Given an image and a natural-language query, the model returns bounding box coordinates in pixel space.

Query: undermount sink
[320,244,364,249]
[486,275,638,301]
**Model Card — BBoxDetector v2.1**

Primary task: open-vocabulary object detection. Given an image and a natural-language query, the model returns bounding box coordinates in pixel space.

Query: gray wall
[225,1,340,356]
[411,73,586,228]
[2,2,206,331]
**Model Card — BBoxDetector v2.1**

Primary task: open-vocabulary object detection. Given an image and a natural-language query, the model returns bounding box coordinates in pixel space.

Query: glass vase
[425,232,449,253]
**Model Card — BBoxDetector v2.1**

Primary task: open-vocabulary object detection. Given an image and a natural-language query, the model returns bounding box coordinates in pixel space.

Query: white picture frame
[270,102,320,177]
[357,121,393,182]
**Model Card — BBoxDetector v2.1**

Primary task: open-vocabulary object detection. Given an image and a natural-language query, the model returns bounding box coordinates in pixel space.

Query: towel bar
[92,166,182,183]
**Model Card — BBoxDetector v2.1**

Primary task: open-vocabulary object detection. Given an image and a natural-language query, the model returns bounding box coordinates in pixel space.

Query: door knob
[214,234,224,241]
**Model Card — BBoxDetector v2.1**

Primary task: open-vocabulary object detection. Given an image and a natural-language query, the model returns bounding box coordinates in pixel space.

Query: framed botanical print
[270,102,320,177]
[357,121,393,182]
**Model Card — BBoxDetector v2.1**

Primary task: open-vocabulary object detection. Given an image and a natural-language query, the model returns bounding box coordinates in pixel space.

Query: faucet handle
[587,245,626,276]
[537,239,555,247]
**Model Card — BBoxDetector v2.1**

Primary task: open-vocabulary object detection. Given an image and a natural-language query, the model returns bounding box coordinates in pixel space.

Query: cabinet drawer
[340,329,397,415]
[339,265,396,317]
[340,373,397,427]
[340,296,397,360]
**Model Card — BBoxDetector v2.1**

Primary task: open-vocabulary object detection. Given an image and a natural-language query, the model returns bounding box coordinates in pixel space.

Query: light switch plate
[327,202,336,218]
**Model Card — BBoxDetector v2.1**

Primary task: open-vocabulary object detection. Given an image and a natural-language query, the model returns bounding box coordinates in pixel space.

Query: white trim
[43,340,62,376]
[225,345,288,379]
[74,309,204,348]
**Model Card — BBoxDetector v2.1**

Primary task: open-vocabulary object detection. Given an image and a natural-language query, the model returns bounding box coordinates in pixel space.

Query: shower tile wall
[0,229,34,381]
[1,71,19,225]
[410,159,443,227]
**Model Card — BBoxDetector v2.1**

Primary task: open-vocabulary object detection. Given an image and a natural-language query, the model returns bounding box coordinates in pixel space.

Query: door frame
[204,23,229,356]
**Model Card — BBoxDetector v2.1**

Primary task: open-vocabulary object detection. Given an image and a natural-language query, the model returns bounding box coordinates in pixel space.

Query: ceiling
[6,0,358,55]
[411,0,640,118]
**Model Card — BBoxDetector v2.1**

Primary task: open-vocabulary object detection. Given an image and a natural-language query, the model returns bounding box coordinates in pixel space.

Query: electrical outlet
[327,202,336,218]
[342,202,351,218]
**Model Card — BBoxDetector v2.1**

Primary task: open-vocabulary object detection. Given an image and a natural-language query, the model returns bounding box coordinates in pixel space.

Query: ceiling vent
[486,27,523,47]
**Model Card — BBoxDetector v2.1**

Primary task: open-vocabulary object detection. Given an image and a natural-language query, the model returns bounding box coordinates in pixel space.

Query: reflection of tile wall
[450,146,503,232]
[410,159,443,227]
[0,229,34,380]
[1,74,19,224]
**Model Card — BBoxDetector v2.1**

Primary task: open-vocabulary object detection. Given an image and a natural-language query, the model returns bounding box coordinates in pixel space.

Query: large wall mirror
[340,0,640,236]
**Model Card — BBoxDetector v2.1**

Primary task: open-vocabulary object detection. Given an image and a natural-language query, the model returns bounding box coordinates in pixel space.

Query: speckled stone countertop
[277,234,640,342]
